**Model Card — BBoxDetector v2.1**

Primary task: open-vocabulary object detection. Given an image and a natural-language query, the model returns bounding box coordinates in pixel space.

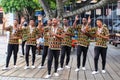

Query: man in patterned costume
[58,18,74,71]
[45,18,64,78]
[2,18,21,70]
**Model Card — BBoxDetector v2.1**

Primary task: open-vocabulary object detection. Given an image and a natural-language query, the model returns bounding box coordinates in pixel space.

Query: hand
[21,17,25,24]
[75,15,79,21]
[38,15,42,21]
[87,16,91,24]
[2,17,7,23]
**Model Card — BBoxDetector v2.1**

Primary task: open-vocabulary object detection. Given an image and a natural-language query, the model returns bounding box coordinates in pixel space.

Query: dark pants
[6,44,19,67]
[60,46,71,68]
[25,45,36,66]
[94,46,107,71]
[77,45,88,68]
[41,46,49,66]
[21,40,26,55]
[48,49,60,75]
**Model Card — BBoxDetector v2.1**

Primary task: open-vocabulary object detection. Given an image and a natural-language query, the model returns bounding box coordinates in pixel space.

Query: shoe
[102,70,106,73]
[75,68,80,72]
[82,67,86,70]
[38,65,45,69]
[13,65,18,68]
[2,67,10,70]
[57,67,63,71]
[65,65,70,69]
[54,73,59,77]
[31,65,35,69]
[44,74,51,79]
[92,71,99,74]
[20,55,24,57]
[24,66,30,69]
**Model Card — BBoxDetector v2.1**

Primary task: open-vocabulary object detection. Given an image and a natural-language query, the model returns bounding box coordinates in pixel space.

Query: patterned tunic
[21,26,29,41]
[43,26,51,46]
[49,26,64,50]
[75,24,90,47]
[90,25,109,48]
[8,26,21,44]
[61,26,74,47]
[23,26,40,46]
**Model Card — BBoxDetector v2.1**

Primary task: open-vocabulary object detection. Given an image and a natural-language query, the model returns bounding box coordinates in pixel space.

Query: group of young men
[2,15,109,79]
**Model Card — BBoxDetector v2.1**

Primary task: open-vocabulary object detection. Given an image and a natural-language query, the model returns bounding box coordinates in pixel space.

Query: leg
[21,40,26,55]
[60,46,66,68]
[41,46,49,66]
[101,47,107,70]
[66,46,71,65]
[82,46,88,67]
[31,45,36,66]
[76,45,82,68]
[13,44,19,65]
[47,49,53,75]
[6,44,13,67]
[54,50,60,73]
[25,45,30,66]
[94,47,100,71]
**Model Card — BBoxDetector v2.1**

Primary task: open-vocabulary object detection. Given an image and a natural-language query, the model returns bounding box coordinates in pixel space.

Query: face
[47,20,52,26]
[13,20,18,26]
[52,18,58,26]
[82,18,87,24]
[30,20,35,26]
[96,20,102,28]
[63,19,68,26]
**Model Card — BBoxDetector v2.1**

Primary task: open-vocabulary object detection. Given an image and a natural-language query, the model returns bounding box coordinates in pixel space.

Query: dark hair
[96,18,103,22]
[29,17,35,21]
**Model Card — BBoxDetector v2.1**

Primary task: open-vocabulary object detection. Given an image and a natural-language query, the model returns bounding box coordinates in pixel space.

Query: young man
[38,19,52,69]
[45,18,63,78]
[73,15,91,72]
[91,19,109,74]
[2,18,21,70]
[24,18,41,69]
[57,18,74,71]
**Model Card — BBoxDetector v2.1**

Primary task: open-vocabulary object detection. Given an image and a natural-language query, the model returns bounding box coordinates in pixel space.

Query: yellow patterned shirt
[43,26,51,46]
[8,26,21,44]
[61,26,74,47]
[49,27,64,50]
[75,24,90,47]
[21,26,29,41]
[91,25,109,48]
[25,27,40,45]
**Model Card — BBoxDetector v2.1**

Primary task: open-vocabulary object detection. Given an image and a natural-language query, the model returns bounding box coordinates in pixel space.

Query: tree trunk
[63,0,118,17]
[56,0,64,19]
[39,0,54,19]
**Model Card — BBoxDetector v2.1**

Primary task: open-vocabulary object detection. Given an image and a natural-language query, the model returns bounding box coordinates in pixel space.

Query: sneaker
[57,67,63,71]
[2,67,10,70]
[102,70,106,73]
[92,71,99,74]
[75,68,80,72]
[31,65,35,69]
[24,66,30,69]
[38,65,45,69]
[20,55,24,57]
[13,65,18,68]
[44,74,51,79]
[65,65,70,69]
[54,73,59,77]
[82,67,86,70]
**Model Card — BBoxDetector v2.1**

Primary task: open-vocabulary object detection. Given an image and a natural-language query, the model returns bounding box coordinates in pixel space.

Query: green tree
[39,0,118,19]
[1,0,41,20]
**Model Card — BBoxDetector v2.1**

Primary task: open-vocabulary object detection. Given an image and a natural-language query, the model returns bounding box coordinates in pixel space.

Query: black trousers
[6,44,19,67]
[41,46,49,66]
[77,45,88,68]
[21,40,26,55]
[25,45,36,66]
[48,49,60,75]
[94,46,107,71]
[60,46,71,68]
